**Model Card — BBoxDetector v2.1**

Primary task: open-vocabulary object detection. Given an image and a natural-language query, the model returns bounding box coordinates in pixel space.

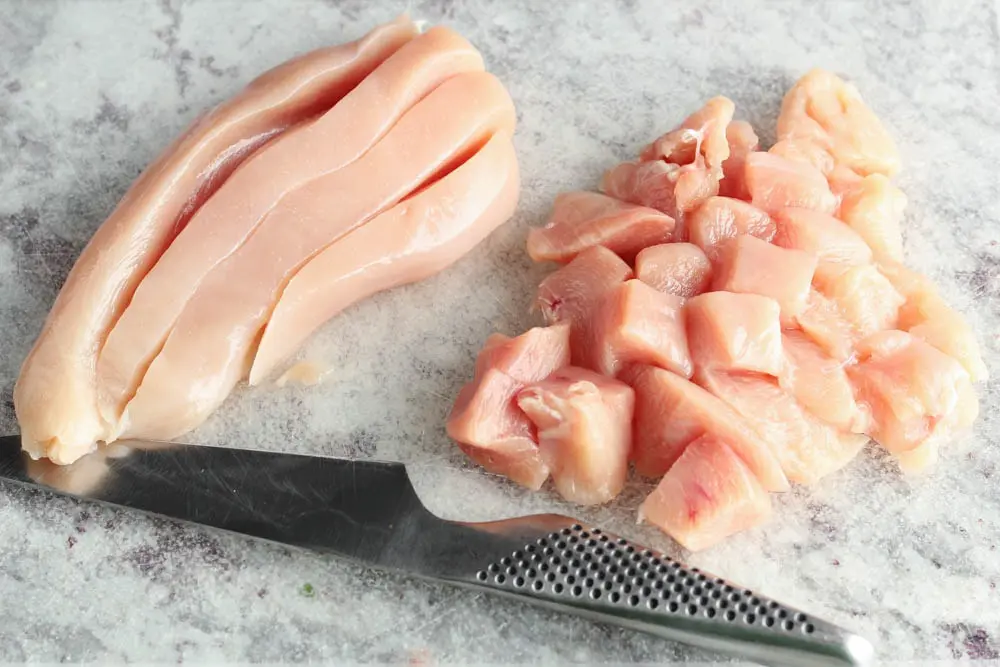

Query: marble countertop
[1,0,999,662]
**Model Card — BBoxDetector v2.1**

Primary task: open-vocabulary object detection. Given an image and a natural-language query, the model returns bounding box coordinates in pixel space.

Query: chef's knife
[0,434,873,666]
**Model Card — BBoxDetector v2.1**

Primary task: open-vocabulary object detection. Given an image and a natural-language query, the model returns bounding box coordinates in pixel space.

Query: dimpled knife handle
[456,521,874,667]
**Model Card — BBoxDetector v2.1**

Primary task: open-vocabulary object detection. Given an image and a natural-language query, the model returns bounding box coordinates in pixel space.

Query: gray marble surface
[1,0,998,663]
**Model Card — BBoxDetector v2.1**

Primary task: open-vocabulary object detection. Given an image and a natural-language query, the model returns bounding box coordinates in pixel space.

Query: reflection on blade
[0,434,436,568]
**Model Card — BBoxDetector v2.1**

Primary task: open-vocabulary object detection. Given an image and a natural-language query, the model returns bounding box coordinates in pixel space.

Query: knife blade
[0,434,874,666]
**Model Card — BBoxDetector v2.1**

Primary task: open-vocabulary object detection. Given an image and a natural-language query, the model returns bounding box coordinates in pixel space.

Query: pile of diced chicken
[448,69,986,551]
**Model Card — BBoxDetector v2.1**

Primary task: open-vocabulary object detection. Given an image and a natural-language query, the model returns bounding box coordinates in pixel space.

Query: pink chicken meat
[640,434,773,552]
[17,17,523,464]
[98,26,485,430]
[448,325,571,490]
[536,246,633,367]
[15,17,419,464]
[517,367,634,505]
[634,243,713,298]
[527,191,675,264]
[452,66,983,552]
[622,365,789,492]
[586,279,692,378]
[249,131,519,385]
[120,72,517,439]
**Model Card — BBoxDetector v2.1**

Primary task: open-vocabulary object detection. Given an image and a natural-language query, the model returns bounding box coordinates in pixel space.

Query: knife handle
[437,520,874,667]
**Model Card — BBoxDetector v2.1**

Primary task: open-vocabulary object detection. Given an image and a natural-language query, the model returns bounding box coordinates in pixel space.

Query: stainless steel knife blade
[0,434,874,667]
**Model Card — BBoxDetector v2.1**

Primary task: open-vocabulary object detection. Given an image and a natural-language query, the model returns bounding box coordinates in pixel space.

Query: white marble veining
[1,0,999,662]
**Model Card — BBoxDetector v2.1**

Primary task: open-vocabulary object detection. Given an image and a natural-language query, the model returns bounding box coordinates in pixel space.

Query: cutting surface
[1,0,998,662]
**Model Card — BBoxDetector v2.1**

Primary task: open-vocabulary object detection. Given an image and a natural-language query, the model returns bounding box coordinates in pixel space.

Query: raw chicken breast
[779,330,868,433]
[795,290,858,361]
[744,151,838,215]
[878,259,940,328]
[517,367,634,505]
[527,191,675,264]
[826,164,864,199]
[838,174,906,263]
[640,97,735,169]
[97,26,485,425]
[447,324,571,490]
[777,68,901,177]
[769,138,835,176]
[848,330,976,470]
[451,370,545,489]
[819,264,904,338]
[687,196,776,261]
[587,280,692,378]
[14,16,419,464]
[601,160,683,219]
[686,292,784,377]
[909,310,988,385]
[701,371,869,486]
[120,72,516,439]
[537,245,633,366]
[877,261,988,383]
[634,243,712,298]
[639,434,772,552]
[474,326,571,387]
[773,207,873,286]
[448,69,983,546]
[719,120,759,200]
[622,365,789,492]
[250,131,519,384]
[605,98,735,228]
[712,235,817,323]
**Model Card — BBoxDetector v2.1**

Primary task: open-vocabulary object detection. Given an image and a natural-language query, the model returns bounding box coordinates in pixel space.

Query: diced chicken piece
[712,235,817,323]
[601,160,682,219]
[779,330,868,433]
[795,290,858,361]
[517,367,634,505]
[447,324,571,490]
[602,162,719,230]
[769,138,835,176]
[719,120,759,200]
[635,243,713,298]
[98,26,485,426]
[475,326,572,385]
[687,196,776,261]
[773,207,873,285]
[777,68,900,177]
[909,309,988,385]
[838,174,906,263]
[877,261,988,383]
[848,331,975,470]
[537,246,633,366]
[819,264,904,338]
[686,292,783,377]
[250,131,520,383]
[673,165,724,223]
[621,365,789,491]
[526,191,675,264]
[640,97,735,169]
[605,98,736,229]
[744,151,838,215]
[451,370,548,490]
[826,164,865,199]
[14,17,419,464]
[121,72,516,439]
[877,260,940,328]
[639,434,772,552]
[701,371,869,486]
[587,280,692,378]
